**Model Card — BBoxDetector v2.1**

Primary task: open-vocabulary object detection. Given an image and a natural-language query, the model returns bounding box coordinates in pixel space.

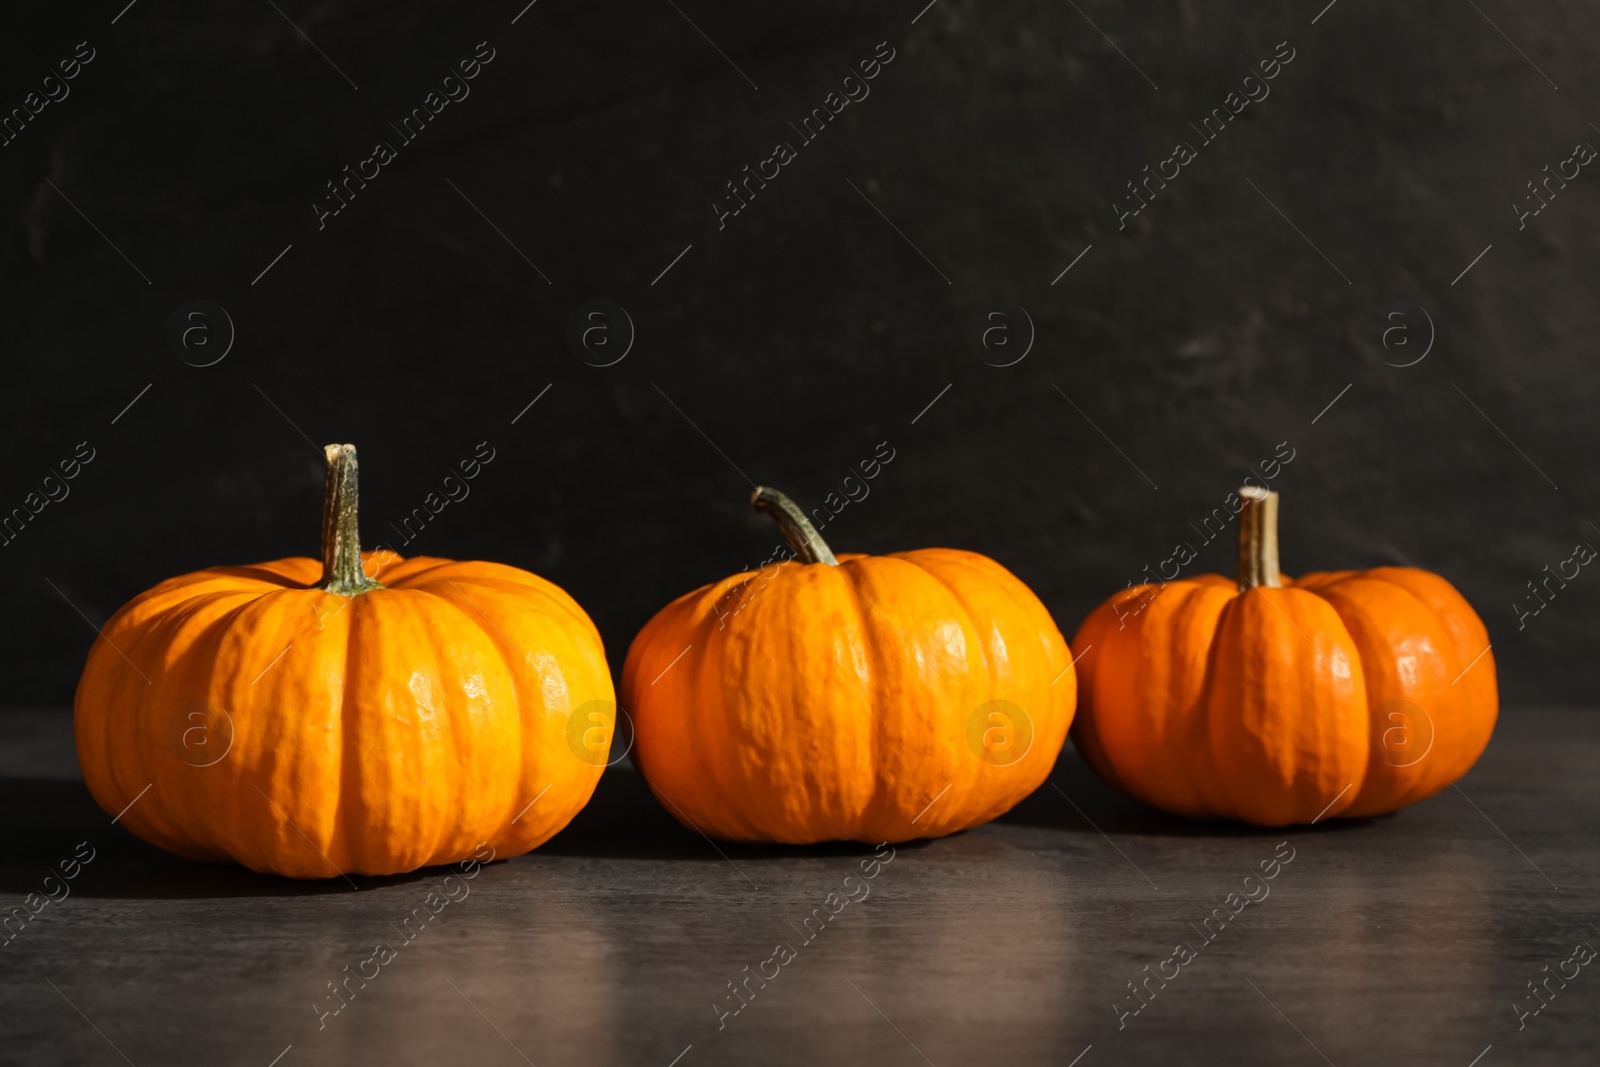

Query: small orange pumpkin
[73,444,614,878]
[1071,487,1497,825]
[621,487,1076,844]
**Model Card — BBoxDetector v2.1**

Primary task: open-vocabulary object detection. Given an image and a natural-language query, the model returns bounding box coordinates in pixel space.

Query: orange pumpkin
[73,444,614,878]
[1071,486,1497,825]
[620,487,1076,844]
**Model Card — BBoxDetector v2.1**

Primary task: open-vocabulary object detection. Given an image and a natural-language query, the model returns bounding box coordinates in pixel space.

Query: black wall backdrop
[3,0,1595,707]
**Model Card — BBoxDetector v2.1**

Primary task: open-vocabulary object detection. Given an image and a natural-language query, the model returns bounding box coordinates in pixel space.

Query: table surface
[1,707,1595,1067]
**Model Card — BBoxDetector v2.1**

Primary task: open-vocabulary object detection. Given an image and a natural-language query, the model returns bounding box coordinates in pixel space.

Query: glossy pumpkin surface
[1071,490,1497,825]
[73,446,613,878]
[621,489,1076,844]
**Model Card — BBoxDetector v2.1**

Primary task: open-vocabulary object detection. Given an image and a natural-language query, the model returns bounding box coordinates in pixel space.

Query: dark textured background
[3,0,1595,705]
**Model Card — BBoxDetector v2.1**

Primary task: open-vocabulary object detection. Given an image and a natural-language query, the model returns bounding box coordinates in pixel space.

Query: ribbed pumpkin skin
[621,549,1076,844]
[1071,567,1497,826]
[74,553,613,878]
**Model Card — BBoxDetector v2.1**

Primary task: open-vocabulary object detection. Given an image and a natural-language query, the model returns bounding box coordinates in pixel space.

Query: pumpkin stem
[751,487,839,566]
[320,443,383,596]
[1237,485,1282,591]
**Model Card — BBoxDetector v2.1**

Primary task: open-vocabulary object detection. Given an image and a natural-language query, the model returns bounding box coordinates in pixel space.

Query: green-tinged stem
[751,486,838,565]
[320,443,383,595]
[1237,485,1281,591]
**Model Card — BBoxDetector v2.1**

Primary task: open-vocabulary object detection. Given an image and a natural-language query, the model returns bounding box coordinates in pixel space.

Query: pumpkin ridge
[775,566,836,840]
[881,551,997,836]
[696,587,762,839]
[100,570,276,640]
[1191,589,1237,819]
[1067,585,1155,798]
[835,559,890,840]
[851,559,928,831]
[385,557,485,586]
[892,552,993,681]
[424,592,479,867]
[414,586,476,868]
[858,553,996,838]
[409,571,602,647]
[646,598,701,829]
[214,587,338,873]
[1348,567,1489,668]
[328,589,362,876]
[1086,578,1229,818]
[1203,587,1368,825]
[1353,566,1498,789]
[418,582,531,848]
[675,572,746,622]
[631,596,689,824]
[1284,587,1372,820]
[125,559,317,610]
[827,558,886,839]
[355,588,476,873]
[735,562,877,842]
[210,561,324,589]
[1154,581,1236,818]
[126,584,270,859]
[181,585,313,864]
[1302,573,1464,816]
[89,610,156,846]
[367,556,453,585]
[127,587,260,838]
[80,607,149,833]
[621,597,689,822]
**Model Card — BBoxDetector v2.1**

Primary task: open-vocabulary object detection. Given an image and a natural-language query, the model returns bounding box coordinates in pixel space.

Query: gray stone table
[1,707,1595,1066]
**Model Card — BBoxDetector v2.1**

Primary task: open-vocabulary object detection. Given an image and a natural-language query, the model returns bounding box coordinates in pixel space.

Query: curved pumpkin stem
[751,487,839,566]
[320,443,384,595]
[1237,486,1282,591]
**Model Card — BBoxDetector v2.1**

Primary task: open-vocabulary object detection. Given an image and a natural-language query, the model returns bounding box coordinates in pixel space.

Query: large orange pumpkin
[620,487,1076,844]
[73,444,614,878]
[1071,486,1497,825]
